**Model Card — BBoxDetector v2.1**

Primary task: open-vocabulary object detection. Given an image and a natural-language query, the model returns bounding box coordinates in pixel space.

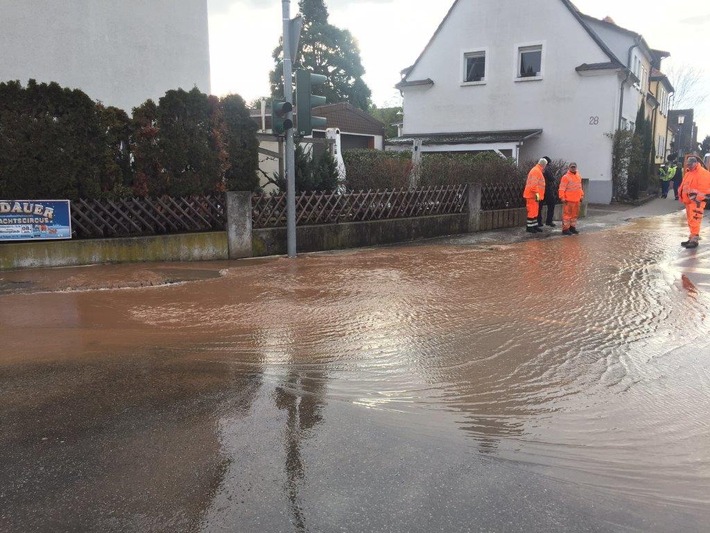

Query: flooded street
[1,203,709,532]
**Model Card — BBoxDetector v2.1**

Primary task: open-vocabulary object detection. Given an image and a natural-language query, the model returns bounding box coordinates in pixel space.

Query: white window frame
[515,42,544,81]
[658,87,666,115]
[632,55,641,88]
[461,48,488,85]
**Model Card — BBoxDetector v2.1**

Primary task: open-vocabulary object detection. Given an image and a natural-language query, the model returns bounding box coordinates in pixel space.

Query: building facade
[649,69,674,164]
[252,102,386,193]
[0,0,210,112]
[668,109,698,159]
[393,0,669,204]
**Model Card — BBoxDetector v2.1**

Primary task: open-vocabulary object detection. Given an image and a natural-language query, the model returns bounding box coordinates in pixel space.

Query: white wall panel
[0,0,210,111]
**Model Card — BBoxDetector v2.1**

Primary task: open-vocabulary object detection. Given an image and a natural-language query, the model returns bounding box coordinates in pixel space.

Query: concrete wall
[1,183,587,269]
[0,232,227,270]
[0,0,210,112]
[253,214,470,257]
[226,192,252,259]
[0,190,255,269]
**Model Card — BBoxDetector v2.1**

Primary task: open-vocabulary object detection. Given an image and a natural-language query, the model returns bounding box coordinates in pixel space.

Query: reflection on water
[275,370,326,532]
[2,213,710,523]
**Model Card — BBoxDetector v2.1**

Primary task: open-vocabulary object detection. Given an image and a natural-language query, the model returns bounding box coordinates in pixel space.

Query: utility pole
[282,0,297,258]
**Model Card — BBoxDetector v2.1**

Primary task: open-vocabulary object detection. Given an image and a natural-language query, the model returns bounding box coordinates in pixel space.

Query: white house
[393,0,669,204]
[0,0,211,112]
[252,102,386,192]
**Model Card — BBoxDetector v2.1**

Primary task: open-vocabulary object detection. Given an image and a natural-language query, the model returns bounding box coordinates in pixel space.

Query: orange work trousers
[562,201,580,230]
[526,198,540,219]
[685,199,707,236]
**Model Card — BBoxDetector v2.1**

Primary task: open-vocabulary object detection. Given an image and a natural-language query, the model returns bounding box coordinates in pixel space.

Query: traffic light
[271,99,293,135]
[296,69,327,136]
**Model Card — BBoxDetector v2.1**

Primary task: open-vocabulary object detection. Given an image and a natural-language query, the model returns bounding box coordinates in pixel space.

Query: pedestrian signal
[271,99,293,135]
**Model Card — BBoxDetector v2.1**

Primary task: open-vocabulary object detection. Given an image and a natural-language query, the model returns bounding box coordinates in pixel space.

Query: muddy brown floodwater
[1,210,709,532]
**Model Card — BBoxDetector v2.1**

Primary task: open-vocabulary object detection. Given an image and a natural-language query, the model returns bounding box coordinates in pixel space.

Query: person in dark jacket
[672,160,683,200]
[537,156,557,227]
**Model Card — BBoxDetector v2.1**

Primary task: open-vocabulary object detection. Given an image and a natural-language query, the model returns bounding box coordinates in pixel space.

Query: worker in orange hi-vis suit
[558,162,584,236]
[678,156,710,249]
[523,158,547,233]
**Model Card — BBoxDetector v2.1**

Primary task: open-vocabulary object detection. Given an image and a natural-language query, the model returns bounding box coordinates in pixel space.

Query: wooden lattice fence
[481,183,526,210]
[67,183,529,239]
[71,195,226,239]
[252,185,468,229]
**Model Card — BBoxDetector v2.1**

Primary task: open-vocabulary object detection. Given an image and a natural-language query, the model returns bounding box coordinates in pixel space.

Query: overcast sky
[207,0,710,139]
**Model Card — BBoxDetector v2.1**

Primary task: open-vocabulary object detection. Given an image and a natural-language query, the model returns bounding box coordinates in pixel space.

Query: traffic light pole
[282,0,297,258]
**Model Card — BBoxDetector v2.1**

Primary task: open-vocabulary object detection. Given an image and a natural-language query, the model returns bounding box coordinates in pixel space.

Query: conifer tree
[269,0,372,111]
[0,80,104,200]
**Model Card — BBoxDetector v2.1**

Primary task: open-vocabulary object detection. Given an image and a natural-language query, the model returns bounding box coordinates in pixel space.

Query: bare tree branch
[666,63,709,110]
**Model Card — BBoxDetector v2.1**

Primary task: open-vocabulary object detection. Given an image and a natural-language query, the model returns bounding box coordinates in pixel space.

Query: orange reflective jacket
[524,164,546,200]
[679,165,710,204]
[558,171,584,202]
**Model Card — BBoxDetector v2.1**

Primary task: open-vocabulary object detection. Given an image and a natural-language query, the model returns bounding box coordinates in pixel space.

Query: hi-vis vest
[680,166,710,203]
[524,164,545,200]
[559,171,584,202]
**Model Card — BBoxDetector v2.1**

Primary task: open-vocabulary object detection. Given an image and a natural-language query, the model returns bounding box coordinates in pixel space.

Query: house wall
[341,133,384,150]
[578,18,652,126]
[651,79,670,164]
[581,20,632,68]
[258,137,282,194]
[401,0,632,203]
[619,78,640,129]
[0,0,211,112]
[256,131,384,193]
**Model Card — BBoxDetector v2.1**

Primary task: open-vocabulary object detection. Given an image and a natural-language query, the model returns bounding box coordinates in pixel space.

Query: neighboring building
[668,109,698,158]
[252,102,386,192]
[309,103,386,151]
[649,68,674,164]
[392,0,670,203]
[0,0,211,112]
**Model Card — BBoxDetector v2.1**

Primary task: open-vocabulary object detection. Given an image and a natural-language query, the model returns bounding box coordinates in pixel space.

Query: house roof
[312,102,386,136]
[669,109,694,119]
[397,0,651,88]
[578,13,657,67]
[650,67,674,92]
[249,101,386,137]
[576,61,625,73]
[388,129,542,146]
[395,78,434,90]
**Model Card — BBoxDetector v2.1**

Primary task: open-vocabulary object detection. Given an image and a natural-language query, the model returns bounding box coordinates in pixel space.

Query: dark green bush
[343,149,413,190]
[1,81,259,199]
[268,144,339,193]
[419,152,526,186]
[342,150,563,192]
[0,80,105,200]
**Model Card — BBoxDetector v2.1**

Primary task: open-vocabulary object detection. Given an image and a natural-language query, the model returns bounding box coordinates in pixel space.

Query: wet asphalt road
[1,198,709,532]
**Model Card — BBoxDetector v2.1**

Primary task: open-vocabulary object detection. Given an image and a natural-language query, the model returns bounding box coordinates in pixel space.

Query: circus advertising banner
[0,200,72,241]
